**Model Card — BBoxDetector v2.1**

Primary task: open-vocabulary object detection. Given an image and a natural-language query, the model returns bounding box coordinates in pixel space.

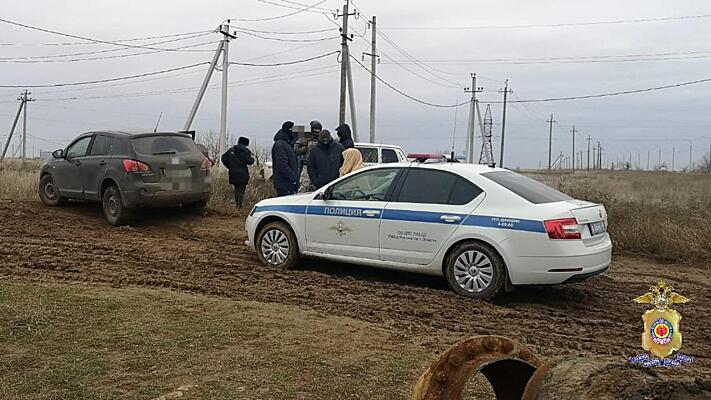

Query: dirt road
[1,200,709,376]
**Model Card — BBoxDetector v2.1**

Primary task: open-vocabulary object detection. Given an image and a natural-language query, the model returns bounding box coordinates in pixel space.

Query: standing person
[271,121,299,196]
[297,120,323,192]
[335,124,354,149]
[340,147,365,177]
[221,137,254,208]
[307,129,344,189]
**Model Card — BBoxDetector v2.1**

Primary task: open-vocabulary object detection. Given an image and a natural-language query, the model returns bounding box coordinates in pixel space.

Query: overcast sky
[1,0,711,169]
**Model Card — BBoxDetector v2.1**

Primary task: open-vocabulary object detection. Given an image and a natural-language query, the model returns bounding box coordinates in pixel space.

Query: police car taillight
[544,218,581,240]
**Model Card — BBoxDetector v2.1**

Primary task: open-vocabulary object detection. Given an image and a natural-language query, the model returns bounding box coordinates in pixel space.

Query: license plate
[589,221,606,236]
[164,168,191,178]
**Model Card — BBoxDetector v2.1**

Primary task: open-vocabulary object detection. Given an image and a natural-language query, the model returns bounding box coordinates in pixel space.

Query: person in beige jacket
[340,147,365,177]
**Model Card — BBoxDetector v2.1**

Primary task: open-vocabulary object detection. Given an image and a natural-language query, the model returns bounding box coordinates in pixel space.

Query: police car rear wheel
[445,242,505,300]
[257,222,299,269]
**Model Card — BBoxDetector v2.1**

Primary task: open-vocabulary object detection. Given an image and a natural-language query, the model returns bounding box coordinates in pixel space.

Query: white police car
[245,160,611,300]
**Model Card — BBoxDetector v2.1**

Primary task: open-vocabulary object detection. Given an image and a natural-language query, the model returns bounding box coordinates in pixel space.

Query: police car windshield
[481,171,572,204]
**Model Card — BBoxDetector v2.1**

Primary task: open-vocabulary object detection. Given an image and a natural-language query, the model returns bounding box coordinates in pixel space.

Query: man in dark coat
[335,124,354,149]
[221,136,254,208]
[271,121,299,196]
[307,129,344,189]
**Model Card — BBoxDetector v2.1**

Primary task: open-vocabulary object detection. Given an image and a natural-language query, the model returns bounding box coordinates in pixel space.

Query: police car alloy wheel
[445,242,505,300]
[257,221,299,269]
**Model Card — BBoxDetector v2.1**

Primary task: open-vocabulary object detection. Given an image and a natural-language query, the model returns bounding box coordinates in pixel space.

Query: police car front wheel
[257,221,299,269]
[445,242,505,300]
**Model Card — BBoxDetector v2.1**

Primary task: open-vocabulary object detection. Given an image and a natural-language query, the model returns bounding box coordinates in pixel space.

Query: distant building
[40,151,53,160]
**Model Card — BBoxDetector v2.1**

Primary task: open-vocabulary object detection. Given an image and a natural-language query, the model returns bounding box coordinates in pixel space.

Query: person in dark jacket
[271,121,299,196]
[221,136,254,208]
[335,124,354,149]
[307,129,344,189]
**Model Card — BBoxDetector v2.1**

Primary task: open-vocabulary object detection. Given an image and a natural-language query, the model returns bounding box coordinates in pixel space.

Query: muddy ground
[1,200,710,395]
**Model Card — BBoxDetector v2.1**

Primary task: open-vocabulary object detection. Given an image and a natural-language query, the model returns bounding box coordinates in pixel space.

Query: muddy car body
[246,162,612,299]
[39,131,211,225]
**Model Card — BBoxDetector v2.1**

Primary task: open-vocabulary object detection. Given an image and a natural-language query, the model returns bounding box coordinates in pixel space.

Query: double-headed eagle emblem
[633,280,690,359]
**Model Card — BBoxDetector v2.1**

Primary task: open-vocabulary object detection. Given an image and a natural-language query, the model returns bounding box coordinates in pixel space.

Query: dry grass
[526,170,711,264]
[0,280,440,400]
[0,159,40,201]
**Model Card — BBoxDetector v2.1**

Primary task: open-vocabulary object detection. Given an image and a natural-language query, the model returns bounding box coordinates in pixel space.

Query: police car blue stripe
[254,204,545,233]
[381,209,467,224]
[254,205,307,214]
[462,215,545,233]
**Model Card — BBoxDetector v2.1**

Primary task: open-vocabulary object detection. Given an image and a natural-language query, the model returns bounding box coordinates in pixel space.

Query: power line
[0,62,208,88]
[380,53,711,65]
[229,0,329,22]
[254,0,333,13]
[229,50,338,66]
[0,40,219,63]
[0,32,214,61]
[0,17,219,52]
[383,13,711,30]
[0,30,212,47]
[504,77,711,103]
[234,28,337,42]
[232,26,335,35]
[350,54,468,108]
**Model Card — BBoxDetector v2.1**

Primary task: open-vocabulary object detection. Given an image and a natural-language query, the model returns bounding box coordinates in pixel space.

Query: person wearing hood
[271,121,299,196]
[339,146,365,177]
[221,136,254,208]
[307,129,344,189]
[335,123,354,149]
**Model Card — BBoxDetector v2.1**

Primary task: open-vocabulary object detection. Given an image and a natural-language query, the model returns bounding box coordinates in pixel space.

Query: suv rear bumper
[122,183,211,208]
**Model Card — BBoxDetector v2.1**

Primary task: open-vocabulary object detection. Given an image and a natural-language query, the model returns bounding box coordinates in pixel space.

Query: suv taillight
[201,158,211,171]
[122,159,151,173]
[544,218,581,240]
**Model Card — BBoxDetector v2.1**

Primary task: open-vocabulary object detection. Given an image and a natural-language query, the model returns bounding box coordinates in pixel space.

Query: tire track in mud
[1,200,709,373]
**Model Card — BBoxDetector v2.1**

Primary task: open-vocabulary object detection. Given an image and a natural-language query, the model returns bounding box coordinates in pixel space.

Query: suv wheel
[102,185,132,226]
[39,174,67,206]
[256,221,299,269]
[444,242,505,300]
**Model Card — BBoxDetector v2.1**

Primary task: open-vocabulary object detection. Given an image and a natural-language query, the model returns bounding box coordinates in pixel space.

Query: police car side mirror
[314,191,327,201]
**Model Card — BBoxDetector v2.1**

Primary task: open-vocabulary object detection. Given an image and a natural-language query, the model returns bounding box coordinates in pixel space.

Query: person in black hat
[272,121,299,196]
[307,129,344,189]
[221,136,254,208]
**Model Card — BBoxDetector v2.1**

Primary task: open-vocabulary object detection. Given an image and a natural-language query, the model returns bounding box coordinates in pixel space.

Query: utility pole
[672,145,675,171]
[647,150,650,171]
[363,15,378,143]
[586,135,591,171]
[337,0,356,127]
[19,90,35,164]
[570,125,577,171]
[464,74,483,163]
[184,21,236,168]
[547,113,555,170]
[1,92,28,163]
[637,151,640,170]
[658,147,662,169]
[689,142,693,172]
[498,79,512,168]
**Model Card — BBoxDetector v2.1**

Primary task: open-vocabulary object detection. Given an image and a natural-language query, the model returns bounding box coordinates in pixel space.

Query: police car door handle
[440,215,461,223]
[363,210,380,217]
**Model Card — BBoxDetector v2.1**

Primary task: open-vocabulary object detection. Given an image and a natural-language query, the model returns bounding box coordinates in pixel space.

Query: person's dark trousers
[234,183,247,208]
[276,190,295,197]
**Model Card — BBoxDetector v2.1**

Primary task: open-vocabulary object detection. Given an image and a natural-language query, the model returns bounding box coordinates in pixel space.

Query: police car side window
[395,169,457,204]
[448,177,483,205]
[330,168,399,201]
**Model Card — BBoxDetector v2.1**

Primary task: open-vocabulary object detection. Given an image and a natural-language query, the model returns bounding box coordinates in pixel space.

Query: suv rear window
[131,135,198,156]
[481,171,572,204]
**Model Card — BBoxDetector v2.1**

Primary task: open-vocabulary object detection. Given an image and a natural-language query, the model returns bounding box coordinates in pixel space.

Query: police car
[245,158,611,300]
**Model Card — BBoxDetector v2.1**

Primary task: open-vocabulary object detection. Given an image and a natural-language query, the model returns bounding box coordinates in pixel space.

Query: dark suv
[39,131,212,225]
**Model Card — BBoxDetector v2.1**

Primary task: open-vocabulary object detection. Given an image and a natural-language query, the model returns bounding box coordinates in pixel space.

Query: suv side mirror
[52,149,64,159]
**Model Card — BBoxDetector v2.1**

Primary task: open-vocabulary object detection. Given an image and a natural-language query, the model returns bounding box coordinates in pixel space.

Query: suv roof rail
[177,130,196,140]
